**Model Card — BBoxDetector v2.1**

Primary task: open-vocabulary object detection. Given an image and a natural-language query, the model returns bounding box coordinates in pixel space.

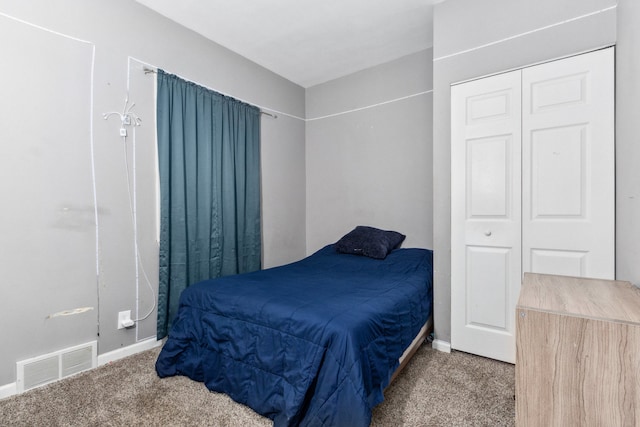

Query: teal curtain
[156,70,261,339]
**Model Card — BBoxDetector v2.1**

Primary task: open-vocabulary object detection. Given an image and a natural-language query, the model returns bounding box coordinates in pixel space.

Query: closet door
[451,48,615,364]
[451,70,522,363]
[522,48,614,280]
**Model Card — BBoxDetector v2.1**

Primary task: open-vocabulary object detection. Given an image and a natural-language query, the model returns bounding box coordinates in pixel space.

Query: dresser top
[518,273,640,325]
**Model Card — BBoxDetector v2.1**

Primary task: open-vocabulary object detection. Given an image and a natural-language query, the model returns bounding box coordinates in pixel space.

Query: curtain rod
[143,66,277,119]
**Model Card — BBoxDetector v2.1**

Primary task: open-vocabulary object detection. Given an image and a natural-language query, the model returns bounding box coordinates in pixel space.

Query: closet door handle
[484,230,492,236]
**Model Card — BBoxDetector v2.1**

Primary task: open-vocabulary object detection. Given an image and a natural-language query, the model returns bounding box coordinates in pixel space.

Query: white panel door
[451,48,615,364]
[451,70,522,363]
[522,48,614,279]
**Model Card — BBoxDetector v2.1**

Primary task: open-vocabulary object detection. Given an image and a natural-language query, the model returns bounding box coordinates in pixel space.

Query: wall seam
[307,89,433,122]
[434,5,617,62]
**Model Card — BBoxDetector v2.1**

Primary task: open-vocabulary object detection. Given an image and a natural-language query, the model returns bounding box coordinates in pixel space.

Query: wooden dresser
[515,273,640,426]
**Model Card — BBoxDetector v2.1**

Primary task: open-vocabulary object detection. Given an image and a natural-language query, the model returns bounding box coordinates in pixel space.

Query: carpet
[0,343,515,426]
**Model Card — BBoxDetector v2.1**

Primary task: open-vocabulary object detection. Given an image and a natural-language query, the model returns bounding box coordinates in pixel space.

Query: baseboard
[97,337,163,366]
[432,339,451,353]
[0,382,17,400]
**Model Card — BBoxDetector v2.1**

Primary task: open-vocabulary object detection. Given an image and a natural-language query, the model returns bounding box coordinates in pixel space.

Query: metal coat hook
[103,97,142,137]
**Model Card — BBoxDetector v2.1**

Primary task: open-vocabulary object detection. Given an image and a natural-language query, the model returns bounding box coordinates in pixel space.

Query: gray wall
[0,14,98,386]
[615,0,640,286]
[0,0,306,387]
[305,50,433,254]
[432,0,625,344]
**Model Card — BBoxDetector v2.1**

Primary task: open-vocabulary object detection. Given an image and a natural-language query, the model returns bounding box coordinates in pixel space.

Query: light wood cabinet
[515,273,640,426]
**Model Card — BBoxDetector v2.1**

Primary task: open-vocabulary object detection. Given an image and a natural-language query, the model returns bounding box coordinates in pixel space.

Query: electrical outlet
[117,310,134,329]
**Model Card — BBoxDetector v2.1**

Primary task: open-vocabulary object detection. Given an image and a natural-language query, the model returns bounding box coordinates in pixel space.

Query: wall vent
[16,341,97,393]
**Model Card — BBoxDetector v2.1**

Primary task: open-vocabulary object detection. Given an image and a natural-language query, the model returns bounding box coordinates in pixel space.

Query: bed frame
[389,316,433,385]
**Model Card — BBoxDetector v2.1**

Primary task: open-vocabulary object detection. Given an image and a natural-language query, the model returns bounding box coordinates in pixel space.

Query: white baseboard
[97,337,163,366]
[432,339,451,353]
[0,382,17,400]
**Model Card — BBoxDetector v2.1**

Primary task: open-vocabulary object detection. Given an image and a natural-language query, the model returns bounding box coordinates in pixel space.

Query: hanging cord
[121,126,156,322]
[103,99,156,323]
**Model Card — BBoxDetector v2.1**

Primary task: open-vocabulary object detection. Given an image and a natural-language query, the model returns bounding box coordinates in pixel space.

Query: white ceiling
[135,0,439,88]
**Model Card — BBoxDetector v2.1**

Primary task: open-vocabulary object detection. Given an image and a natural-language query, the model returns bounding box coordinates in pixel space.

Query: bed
[156,231,433,427]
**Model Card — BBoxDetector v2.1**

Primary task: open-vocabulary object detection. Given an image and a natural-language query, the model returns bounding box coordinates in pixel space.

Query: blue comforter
[156,245,433,426]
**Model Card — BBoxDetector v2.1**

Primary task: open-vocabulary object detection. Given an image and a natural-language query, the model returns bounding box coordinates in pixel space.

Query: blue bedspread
[156,245,433,426]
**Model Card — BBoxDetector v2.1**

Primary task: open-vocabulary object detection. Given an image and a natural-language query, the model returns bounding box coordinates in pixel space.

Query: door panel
[466,89,513,124]
[530,249,587,277]
[530,72,587,113]
[467,136,510,217]
[451,70,522,363]
[530,125,586,218]
[522,48,614,280]
[467,246,509,330]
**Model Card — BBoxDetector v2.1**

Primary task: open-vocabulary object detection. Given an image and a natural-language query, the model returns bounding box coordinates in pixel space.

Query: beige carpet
[0,344,515,426]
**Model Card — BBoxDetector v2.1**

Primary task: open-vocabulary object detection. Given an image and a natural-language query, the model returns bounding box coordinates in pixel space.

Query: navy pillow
[334,226,406,259]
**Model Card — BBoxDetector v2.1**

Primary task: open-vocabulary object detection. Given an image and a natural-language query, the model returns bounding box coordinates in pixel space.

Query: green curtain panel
[156,70,261,339]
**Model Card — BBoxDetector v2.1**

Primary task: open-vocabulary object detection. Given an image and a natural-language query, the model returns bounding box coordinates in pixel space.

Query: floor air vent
[17,341,97,393]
